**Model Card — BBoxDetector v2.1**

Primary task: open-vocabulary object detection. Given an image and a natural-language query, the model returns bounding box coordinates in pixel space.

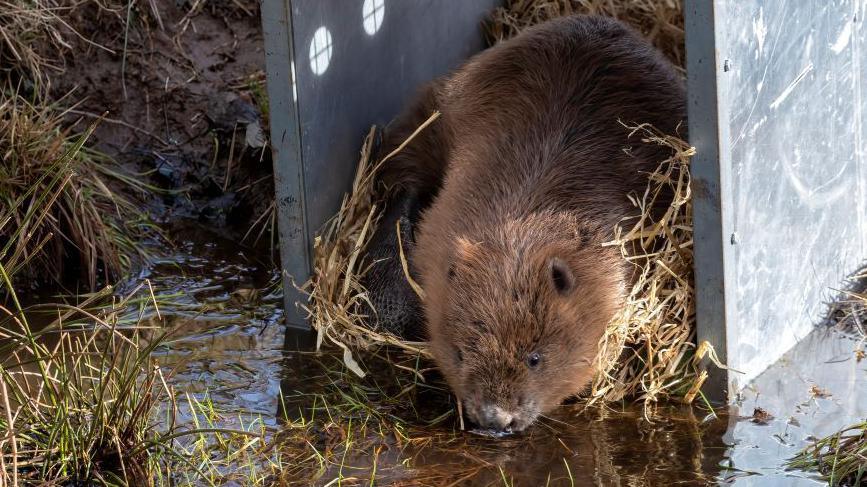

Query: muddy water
[144,223,286,430]
[148,222,855,485]
[279,348,731,486]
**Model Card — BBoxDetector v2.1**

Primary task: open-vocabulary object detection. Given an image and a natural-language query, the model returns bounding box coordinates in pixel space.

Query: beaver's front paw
[360,192,425,339]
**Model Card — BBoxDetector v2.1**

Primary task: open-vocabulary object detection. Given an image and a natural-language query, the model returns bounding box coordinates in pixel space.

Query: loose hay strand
[589,123,700,408]
[397,218,426,301]
[301,115,440,368]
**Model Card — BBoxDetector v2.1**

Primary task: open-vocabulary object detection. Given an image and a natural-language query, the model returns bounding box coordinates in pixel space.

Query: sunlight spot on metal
[309,26,332,75]
[362,0,385,36]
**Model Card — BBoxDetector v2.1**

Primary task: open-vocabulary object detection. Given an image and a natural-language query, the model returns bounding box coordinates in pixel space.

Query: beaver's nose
[478,404,516,432]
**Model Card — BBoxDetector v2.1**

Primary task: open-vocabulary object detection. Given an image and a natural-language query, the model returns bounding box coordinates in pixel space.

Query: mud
[51,0,273,231]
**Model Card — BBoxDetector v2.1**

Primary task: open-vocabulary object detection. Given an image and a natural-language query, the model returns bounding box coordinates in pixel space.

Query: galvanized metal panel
[262,0,309,329]
[263,0,499,328]
[688,0,867,398]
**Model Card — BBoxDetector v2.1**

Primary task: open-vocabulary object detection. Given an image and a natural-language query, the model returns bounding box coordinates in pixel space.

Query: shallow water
[280,347,732,485]
[142,224,286,430]
[146,222,861,485]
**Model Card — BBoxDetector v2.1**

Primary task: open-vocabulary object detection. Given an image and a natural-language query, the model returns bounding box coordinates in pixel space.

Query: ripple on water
[142,223,860,485]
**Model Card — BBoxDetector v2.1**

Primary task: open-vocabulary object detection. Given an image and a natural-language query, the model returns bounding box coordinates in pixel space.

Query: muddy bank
[51,0,273,236]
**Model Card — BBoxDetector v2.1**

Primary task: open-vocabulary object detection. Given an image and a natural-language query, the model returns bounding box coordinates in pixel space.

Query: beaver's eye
[448,264,456,280]
[456,348,464,362]
[526,352,542,369]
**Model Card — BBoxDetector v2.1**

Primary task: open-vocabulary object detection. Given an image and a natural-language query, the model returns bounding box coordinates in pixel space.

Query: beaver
[362,15,685,432]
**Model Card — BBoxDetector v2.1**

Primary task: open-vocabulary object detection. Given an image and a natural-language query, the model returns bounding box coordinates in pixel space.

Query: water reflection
[145,222,862,485]
[722,328,865,486]
[277,346,730,486]
[146,223,286,428]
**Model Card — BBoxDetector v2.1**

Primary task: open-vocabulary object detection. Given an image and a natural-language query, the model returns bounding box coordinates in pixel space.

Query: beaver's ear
[549,257,575,295]
[455,236,481,261]
[449,237,480,280]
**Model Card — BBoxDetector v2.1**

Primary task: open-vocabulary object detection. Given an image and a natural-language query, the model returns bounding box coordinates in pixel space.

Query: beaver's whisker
[536,413,570,429]
[531,416,559,433]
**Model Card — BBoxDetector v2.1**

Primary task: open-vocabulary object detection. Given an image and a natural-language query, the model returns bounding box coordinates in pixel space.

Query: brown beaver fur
[365,15,685,432]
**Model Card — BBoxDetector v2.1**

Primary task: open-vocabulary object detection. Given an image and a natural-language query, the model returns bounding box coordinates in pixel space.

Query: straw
[486,0,685,69]
[301,117,709,409]
[300,3,710,409]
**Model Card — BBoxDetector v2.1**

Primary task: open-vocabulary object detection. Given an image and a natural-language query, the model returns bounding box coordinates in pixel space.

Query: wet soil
[146,222,861,486]
[51,0,274,231]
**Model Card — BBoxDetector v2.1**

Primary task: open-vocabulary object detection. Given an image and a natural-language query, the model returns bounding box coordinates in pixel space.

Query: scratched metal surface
[716,0,866,388]
[263,0,499,327]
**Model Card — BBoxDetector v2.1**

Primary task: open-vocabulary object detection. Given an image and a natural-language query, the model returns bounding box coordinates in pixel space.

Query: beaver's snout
[477,404,516,432]
[466,401,535,434]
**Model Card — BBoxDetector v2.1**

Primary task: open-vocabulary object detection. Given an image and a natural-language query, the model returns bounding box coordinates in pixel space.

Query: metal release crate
[686,1,866,398]
[264,0,867,401]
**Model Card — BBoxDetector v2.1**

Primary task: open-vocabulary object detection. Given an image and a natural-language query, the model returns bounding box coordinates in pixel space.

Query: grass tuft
[486,0,685,69]
[791,421,867,486]
[0,263,267,484]
[0,270,164,484]
[0,85,158,289]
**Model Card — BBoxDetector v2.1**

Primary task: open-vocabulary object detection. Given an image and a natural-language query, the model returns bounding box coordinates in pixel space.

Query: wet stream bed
[143,223,864,485]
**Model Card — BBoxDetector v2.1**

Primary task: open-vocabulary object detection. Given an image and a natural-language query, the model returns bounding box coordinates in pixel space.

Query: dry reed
[825,270,867,338]
[0,0,69,82]
[301,2,706,410]
[300,121,438,376]
[486,0,685,69]
[589,124,702,406]
[301,116,708,409]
